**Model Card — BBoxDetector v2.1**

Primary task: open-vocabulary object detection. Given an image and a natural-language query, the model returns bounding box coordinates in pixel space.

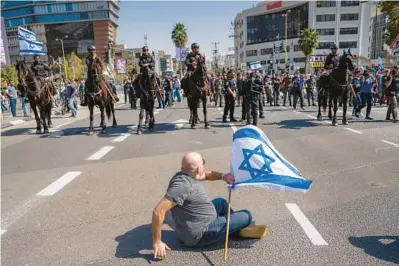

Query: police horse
[86,60,117,135]
[16,59,53,134]
[134,67,159,134]
[317,50,355,126]
[182,56,210,129]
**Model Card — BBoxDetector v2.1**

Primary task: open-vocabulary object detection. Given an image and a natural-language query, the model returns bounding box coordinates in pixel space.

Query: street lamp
[55,35,68,80]
[282,10,291,71]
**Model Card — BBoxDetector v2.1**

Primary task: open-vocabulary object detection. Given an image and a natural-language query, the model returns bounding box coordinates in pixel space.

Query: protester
[151,152,267,260]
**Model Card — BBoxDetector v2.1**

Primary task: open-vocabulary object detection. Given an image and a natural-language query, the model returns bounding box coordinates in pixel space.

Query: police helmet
[87,45,96,51]
[191,43,199,49]
[142,46,148,51]
[330,44,338,50]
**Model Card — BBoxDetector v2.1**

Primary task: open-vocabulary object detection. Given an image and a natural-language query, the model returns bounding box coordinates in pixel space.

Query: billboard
[115,57,126,74]
[0,17,10,67]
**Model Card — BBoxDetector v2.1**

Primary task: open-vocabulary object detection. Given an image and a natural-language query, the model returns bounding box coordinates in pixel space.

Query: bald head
[181,152,203,176]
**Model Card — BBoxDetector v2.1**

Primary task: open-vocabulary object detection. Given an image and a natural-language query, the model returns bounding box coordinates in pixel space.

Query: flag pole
[223,188,232,261]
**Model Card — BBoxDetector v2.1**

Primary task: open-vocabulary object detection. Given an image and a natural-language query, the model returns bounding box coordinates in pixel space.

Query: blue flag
[229,125,312,192]
[378,56,384,70]
[18,26,45,55]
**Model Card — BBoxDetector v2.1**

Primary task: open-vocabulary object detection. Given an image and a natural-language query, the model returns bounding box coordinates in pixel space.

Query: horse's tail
[105,103,111,121]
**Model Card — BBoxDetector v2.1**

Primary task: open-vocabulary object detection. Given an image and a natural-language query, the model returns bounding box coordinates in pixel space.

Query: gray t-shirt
[165,172,216,246]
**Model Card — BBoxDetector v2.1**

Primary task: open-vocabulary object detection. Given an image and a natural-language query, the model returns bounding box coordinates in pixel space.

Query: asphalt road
[1,97,398,266]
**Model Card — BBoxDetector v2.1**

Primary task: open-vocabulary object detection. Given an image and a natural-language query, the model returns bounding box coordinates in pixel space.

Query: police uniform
[163,77,172,107]
[245,73,263,125]
[386,71,399,122]
[324,44,340,74]
[305,78,316,106]
[85,55,104,93]
[185,51,204,75]
[139,54,155,73]
[223,72,237,122]
[31,59,52,90]
[124,81,136,109]
[214,77,224,107]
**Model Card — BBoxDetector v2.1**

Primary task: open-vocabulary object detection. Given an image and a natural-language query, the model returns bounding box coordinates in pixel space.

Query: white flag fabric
[229,125,312,192]
[18,27,45,55]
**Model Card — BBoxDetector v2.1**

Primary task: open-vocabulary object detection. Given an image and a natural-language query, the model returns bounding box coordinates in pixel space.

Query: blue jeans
[67,97,77,116]
[1,100,7,112]
[353,92,361,110]
[21,97,28,115]
[356,93,373,117]
[9,98,17,117]
[193,198,252,248]
[174,88,181,102]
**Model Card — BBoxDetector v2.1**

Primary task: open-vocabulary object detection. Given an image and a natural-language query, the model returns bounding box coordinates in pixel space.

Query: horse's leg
[88,100,94,135]
[145,110,149,126]
[203,95,210,129]
[191,98,198,129]
[149,100,155,131]
[137,103,144,135]
[41,106,49,134]
[332,97,338,126]
[31,99,41,133]
[47,103,53,128]
[100,103,107,134]
[342,93,348,125]
[328,96,333,120]
[317,91,323,121]
[111,102,117,127]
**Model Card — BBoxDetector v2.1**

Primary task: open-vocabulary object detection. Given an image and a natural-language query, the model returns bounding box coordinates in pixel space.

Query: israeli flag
[250,61,262,71]
[229,125,312,192]
[18,27,45,55]
[378,56,384,69]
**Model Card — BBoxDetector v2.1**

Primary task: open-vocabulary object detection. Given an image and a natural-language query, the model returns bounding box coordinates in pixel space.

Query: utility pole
[144,33,148,47]
[229,20,238,70]
[212,41,219,71]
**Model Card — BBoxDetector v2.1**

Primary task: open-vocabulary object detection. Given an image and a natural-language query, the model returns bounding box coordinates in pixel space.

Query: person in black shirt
[162,74,173,107]
[385,68,398,122]
[272,74,281,106]
[223,70,237,122]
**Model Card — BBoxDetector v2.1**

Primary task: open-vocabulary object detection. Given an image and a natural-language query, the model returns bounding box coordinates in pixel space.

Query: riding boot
[80,94,88,106]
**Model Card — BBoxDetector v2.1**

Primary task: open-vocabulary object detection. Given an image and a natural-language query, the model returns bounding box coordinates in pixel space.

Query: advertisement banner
[115,57,126,74]
[0,17,10,67]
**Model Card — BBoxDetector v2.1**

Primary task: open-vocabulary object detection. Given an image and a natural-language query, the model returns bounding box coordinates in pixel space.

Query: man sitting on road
[151,152,267,260]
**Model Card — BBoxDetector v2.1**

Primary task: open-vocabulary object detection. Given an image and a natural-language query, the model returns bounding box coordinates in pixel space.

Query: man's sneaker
[239,225,267,239]
[259,115,265,119]
[230,118,238,122]
[365,116,373,120]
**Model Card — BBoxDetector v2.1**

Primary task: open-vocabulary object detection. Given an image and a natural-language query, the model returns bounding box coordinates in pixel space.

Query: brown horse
[16,59,53,134]
[86,59,117,135]
[182,56,210,129]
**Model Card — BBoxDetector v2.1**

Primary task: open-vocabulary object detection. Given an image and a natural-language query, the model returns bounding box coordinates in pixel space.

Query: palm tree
[171,23,188,75]
[298,28,319,74]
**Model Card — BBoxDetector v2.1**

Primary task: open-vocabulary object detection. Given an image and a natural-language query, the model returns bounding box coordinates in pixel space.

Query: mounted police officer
[31,54,53,89]
[323,44,340,75]
[246,70,263,125]
[182,43,204,94]
[138,46,160,87]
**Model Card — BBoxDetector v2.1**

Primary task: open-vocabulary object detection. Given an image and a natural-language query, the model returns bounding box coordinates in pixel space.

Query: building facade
[235,0,372,73]
[1,0,120,64]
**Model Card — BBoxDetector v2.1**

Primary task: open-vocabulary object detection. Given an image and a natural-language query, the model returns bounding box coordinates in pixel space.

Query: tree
[298,28,319,74]
[66,52,84,81]
[1,65,18,88]
[379,1,399,45]
[171,23,188,75]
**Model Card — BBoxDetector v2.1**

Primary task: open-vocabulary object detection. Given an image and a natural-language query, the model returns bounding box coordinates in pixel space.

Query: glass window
[246,3,308,45]
[246,50,257,57]
[261,48,273,55]
[34,5,47,14]
[66,3,73,12]
[2,6,34,18]
[1,1,32,9]
[340,13,359,21]
[316,1,336,8]
[340,27,358,35]
[339,41,357,48]
[88,11,109,20]
[316,14,336,22]
[317,42,335,49]
[341,1,359,7]
[293,57,306,63]
[316,28,335,36]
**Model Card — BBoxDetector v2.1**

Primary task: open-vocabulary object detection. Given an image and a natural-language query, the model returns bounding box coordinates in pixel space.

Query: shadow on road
[115,223,259,264]
[349,236,399,264]
[275,119,318,130]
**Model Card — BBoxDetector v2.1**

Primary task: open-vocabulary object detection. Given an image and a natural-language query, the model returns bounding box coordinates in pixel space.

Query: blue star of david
[238,144,276,179]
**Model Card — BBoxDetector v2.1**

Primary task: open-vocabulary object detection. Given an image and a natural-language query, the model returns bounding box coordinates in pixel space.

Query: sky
[117,1,259,59]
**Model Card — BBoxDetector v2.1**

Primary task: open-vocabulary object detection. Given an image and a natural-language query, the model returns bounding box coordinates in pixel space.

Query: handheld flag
[18,27,45,55]
[229,125,312,192]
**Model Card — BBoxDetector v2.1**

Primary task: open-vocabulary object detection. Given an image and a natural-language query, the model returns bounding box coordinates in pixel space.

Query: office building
[1,0,120,64]
[234,0,372,73]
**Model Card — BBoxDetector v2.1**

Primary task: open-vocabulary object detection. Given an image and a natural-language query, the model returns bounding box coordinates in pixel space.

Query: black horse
[317,50,356,126]
[134,68,159,134]
[16,59,53,134]
[182,56,209,129]
[86,60,117,135]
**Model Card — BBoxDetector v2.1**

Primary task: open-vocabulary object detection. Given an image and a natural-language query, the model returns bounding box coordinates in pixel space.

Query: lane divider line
[37,172,82,196]
[382,140,399,148]
[87,146,115,160]
[1,230,7,236]
[307,115,317,119]
[112,133,130,143]
[285,203,328,246]
[9,119,26,125]
[344,128,362,134]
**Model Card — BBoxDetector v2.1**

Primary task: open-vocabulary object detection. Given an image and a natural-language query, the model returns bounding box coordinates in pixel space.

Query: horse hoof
[113,123,117,128]
[87,131,94,135]
[317,117,322,121]
[332,122,338,126]
[137,130,142,135]
[44,129,49,134]
[48,124,53,128]
[342,121,348,125]
[36,129,41,134]
[205,124,210,129]
[191,125,196,129]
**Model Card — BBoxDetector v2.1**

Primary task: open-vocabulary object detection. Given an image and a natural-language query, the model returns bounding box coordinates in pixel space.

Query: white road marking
[10,119,25,125]
[293,110,300,113]
[37,171,82,196]
[229,123,237,132]
[1,230,7,235]
[285,203,328,246]
[217,107,222,111]
[282,106,287,109]
[173,119,189,129]
[382,140,399,148]
[1,198,41,232]
[344,128,362,134]
[112,133,131,142]
[87,146,114,160]
[323,120,331,124]
[307,115,317,119]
